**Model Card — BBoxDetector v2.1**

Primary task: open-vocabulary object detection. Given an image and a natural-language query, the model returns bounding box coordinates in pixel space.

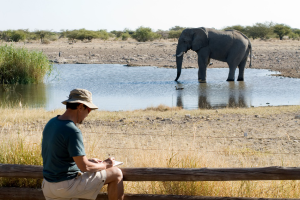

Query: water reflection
[175,82,249,109]
[0,64,299,111]
[0,84,47,107]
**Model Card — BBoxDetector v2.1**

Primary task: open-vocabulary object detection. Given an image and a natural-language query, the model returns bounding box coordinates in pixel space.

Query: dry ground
[6,38,300,79]
[1,106,300,168]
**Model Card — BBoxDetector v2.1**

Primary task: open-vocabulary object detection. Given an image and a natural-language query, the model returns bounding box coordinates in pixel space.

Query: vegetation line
[1,22,299,43]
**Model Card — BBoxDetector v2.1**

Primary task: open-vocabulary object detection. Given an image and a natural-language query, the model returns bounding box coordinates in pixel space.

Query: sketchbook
[114,161,123,166]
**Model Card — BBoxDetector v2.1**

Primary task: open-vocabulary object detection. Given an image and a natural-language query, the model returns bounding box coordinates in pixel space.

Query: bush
[0,30,27,42]
[156,30,169,39]
[245,22,273,39]
[34,30,52,43]
[121,32,130,41]
[98,29,109,40]
[111,30,123,38]
[168,29,183,39]
[224,25,246,33]
[0,45,53,84]
[132,26,160,42]
[273,24,292,40]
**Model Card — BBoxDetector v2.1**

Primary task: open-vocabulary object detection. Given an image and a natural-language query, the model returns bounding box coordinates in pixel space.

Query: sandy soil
[1,106,300,168]
[8,38,300,79]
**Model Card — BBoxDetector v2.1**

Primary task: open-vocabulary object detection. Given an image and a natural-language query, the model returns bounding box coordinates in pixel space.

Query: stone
[185,114,191,118]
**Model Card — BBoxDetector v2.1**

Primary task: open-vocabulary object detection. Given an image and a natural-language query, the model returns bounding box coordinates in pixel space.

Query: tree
[110,30,123,38]
[121,32,130,41]
[294,29,300,36]
[76,29,99,41]
[123,28,135,36]
[224,25,246,33]
[156,29,169,40]
[273,24,291,40]
[132,26,160,42]
[98,29,109,40]
[34,30,52,43]
[65,30,79,43]
[246,22,273,39]
[10,30,27,42]
[168,29,183,39]
[169,26,186,31]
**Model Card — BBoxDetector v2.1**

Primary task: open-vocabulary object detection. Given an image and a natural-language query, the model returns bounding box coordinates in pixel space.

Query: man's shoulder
[45,116,80,133]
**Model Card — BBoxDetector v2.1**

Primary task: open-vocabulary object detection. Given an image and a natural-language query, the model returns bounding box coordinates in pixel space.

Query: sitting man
[42,88,124,200]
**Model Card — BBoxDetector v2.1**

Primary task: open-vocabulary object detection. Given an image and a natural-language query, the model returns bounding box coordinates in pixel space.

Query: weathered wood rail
[1,164,300,200]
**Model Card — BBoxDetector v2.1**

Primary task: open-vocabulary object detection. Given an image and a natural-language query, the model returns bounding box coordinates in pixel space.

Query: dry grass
[1,105,300,197]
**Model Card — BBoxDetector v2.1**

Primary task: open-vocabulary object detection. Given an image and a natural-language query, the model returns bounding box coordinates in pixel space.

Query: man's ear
[77,103,84,110]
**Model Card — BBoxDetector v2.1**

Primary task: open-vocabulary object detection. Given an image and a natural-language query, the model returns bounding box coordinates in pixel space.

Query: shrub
[34,30,52,43]
[273,24,292,40]
[111,30,123,38]
[245,22,273,39]
[132,26,160,42]
[0,45,53,84]
[121,32,130,41]
[224,25,246,33]
[98,29,110,40]
[168,29,183,39]
[156,29,169,39]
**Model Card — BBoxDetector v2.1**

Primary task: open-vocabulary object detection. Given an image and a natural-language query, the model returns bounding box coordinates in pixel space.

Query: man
[42,88,124,200]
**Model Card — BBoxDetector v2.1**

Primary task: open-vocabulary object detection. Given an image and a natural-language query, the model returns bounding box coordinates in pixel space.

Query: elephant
[175,27,252,82]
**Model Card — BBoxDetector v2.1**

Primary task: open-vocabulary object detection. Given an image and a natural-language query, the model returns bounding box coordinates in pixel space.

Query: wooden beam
[0,187,298,200]
[2,164,300,181]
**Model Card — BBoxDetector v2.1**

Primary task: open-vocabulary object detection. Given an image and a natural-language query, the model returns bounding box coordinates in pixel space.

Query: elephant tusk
[176,52,184,57]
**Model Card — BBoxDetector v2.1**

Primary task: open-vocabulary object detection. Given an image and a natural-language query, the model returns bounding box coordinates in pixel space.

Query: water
[1,64,300,111]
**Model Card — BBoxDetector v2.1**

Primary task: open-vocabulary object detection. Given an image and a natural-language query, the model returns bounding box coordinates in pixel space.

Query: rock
[255,115,260,118]
[185,114,191,119]
[295,115,300,119]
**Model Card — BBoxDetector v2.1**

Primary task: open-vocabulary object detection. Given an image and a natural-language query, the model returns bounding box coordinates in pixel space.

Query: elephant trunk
[175,53,183,81]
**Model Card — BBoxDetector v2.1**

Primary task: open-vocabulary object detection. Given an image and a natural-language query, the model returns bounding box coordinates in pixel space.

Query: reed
[1,105,300,197]
[0,45,53,84]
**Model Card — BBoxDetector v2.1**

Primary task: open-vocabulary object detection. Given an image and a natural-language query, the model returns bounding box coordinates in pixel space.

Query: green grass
[0,44,53,84]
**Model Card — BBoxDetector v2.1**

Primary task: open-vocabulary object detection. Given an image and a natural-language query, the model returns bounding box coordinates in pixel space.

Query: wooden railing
[1,164,300,200]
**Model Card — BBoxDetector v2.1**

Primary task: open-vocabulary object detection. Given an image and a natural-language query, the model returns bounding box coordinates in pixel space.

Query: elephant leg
[226,64,237,81]
[197,51,210,83]
[237,58,247,81]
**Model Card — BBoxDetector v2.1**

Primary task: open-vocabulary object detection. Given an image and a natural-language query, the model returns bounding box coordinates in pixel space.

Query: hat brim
[62,99,98,110]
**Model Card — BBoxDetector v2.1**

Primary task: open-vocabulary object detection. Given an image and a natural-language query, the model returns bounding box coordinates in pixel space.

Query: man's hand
[88,158,102,163]
[103,157,115,168]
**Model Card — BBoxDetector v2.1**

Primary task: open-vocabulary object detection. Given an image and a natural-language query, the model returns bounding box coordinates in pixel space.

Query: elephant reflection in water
[227,82,247,108]
[175,82,248,109]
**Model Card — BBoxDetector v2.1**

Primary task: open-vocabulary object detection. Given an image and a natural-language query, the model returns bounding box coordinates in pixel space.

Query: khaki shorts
[42,170,107,200]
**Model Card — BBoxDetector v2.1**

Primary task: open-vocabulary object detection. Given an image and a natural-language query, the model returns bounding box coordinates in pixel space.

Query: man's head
[62,89,98,124]
[62,89,98,110]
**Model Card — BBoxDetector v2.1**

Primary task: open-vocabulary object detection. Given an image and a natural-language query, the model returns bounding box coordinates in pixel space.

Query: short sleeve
[67,130,86,157]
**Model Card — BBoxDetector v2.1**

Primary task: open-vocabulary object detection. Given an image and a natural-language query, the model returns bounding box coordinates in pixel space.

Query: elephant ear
[191,27,208,52]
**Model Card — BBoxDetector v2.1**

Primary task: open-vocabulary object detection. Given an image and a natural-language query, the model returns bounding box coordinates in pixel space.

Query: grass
[0,44,53,84]
[1,105,300,197]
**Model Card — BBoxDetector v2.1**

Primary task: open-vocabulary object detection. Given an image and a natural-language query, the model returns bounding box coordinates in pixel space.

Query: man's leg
[105,167,124,200]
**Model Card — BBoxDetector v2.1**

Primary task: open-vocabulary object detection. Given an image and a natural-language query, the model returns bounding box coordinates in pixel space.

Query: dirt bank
[8,38,300,79]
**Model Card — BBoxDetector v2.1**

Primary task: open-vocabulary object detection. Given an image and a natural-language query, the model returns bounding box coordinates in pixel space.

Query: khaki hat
[62,89,98,110]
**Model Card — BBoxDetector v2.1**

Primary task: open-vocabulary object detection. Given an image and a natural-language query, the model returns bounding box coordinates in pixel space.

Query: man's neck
[58,109,77,124]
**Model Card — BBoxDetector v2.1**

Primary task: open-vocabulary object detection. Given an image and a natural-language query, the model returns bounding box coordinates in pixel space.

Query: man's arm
[73,155,114,172]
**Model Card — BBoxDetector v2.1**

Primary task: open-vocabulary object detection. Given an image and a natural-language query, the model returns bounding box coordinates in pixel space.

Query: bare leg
[105,167,124,200]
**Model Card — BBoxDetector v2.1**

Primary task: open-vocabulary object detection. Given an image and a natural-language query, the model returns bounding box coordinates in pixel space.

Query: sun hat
[62,89,98,110]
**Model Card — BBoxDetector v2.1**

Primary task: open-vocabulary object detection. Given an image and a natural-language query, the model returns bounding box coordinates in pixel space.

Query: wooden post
[0,188,299,200]
[2,164,300,181]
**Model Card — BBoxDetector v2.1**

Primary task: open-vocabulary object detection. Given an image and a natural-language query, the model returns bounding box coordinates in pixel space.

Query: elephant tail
[248,41,252,68]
